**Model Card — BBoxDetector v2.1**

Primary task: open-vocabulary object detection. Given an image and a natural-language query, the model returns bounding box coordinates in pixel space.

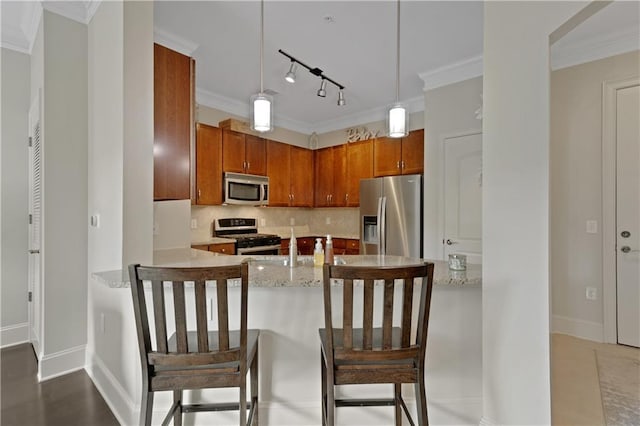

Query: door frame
[602,76,639,344]
[440,129,482,260]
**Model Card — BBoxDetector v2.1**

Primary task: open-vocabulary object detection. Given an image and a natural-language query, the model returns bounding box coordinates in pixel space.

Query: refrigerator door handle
[380,196,387,255]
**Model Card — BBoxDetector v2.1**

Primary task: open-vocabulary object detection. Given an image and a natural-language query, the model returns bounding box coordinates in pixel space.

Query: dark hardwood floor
[1,343,119,426]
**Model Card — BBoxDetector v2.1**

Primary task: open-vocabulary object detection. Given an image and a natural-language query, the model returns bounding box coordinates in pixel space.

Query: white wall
[550,50,640,340]
[482,2,587,424]
[37,10,89,374]
[424,77,483,260]
[1,48,31,346]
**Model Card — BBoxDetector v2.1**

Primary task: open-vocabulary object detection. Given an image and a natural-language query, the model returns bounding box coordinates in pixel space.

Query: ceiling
[2,1,639,134]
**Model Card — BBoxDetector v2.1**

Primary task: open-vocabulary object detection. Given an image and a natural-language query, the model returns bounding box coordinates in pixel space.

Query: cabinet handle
[247,161,250,170]
[401,160,406,169]
[198,189,201,199]
[397,161,401,169]
[345,193,349,203]
[326,195,329,204]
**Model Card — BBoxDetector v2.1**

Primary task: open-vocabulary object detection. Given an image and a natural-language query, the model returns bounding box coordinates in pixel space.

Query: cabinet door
[290,146,314,207]
[266,140,291,206]
[314,147,333,207]
[331,145,347,206]
[245,134,267,176]
[154,44,192,200]
[209,243,235,255]
[346,139,373,207]
[401,129,424,175]
[222,129,246,173]
[195,123,222,205]
[373,137,402,177]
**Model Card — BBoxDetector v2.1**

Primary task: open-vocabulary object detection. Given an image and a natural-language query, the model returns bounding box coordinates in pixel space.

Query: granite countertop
[94,249,481,289]
[191,237,236,246]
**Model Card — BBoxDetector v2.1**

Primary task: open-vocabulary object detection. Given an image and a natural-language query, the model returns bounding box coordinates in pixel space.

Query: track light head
[317,79,327,97]
[285,62,297,83]
[337,90,345,106]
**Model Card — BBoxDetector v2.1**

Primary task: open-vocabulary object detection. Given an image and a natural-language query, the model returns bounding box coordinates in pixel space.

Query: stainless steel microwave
[223,172,269,206]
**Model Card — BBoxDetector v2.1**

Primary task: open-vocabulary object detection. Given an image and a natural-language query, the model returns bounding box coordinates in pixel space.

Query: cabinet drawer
[192,244,210,252]
[209,243,235,255]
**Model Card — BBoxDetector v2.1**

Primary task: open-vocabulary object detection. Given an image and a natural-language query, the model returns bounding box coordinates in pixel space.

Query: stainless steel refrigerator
[360,174,423,258]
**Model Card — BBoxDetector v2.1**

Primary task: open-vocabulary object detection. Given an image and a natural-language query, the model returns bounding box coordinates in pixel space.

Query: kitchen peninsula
[90,251,482,425]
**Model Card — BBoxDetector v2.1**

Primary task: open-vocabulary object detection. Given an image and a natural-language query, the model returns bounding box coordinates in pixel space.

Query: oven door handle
[237,244,282,254]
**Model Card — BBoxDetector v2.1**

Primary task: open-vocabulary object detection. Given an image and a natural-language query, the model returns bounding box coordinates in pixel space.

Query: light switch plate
[90,214,100,228]
[191,219,198,229]
[586,220,598,234]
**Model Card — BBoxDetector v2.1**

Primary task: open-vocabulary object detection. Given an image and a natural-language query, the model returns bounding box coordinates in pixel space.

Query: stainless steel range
[214,218,281,255]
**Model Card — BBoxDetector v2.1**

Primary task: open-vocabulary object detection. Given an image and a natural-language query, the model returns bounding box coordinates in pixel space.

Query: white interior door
[616,84,640,348]
[28,94,42,357]
[443,133,482,264]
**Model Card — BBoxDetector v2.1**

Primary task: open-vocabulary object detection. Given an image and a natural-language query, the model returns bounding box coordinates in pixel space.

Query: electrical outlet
[326,217,331,225]
[586,287,597,300]
[260,218,266,227]
[290,218,295,226]
[191,219,198,229]
[586,220,598,234]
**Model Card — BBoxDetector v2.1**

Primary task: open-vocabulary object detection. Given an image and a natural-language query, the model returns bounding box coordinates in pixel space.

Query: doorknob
[620,246,639,253]
[446,239,457,245]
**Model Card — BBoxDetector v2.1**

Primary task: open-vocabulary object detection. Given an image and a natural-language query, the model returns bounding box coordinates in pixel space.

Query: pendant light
[387,0,408,138]
[250,0,273,132]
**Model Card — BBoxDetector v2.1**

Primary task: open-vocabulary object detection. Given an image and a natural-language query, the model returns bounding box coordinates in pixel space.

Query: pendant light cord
[260,0,264,94]
[395,0,400,104]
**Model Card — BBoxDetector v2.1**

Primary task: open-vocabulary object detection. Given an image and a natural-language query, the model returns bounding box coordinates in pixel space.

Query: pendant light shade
[250,0,273,132]
[285,62,297,83]
[388,104,408,138]
[251,92,274,132]
[387,0,408,138]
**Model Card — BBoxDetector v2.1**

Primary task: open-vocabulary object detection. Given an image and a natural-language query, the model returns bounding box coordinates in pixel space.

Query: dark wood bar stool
[319,262,434,426]
[128,261,258,426]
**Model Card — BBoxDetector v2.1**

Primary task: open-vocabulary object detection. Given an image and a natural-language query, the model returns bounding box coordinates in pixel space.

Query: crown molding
[419,55,483,92]
[154,27,199,57]
[1,27,30,54]
[551,25,640,70]
[42,1,94,25]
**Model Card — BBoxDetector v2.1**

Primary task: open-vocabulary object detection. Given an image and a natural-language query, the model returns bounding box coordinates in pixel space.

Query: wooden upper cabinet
[290,146,314,207]
[314,145,346,207]
[154,43,193,200]
[195,123,222,205]
[346,139,373,207]
[222,130,266,175]
[373,136,403,177]
[266,140,291,207]
[222,129,246,173]
[373,129,424,177]
[244,134,267,175]
[401,129,424,175]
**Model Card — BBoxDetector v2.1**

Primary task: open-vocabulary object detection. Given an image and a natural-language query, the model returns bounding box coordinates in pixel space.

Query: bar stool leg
[173,390,182,426]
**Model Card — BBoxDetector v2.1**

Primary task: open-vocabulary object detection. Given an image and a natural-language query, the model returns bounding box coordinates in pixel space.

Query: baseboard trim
[0,322,29,348]
[552,315,604,343]
[38,344,86,382]
[85,349,137,426]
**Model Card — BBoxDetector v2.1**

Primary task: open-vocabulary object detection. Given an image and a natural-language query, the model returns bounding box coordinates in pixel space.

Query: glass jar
[448,254,467,271]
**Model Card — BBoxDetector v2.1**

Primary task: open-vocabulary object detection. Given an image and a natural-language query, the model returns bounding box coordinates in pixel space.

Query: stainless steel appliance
[223,172,269,206]
[214,218,281,255]
[360,174,423,257]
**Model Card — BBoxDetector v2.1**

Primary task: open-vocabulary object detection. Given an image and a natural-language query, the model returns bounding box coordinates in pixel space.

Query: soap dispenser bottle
[325,235,334,265]
[314,238,324,267]
[289,227,297,268]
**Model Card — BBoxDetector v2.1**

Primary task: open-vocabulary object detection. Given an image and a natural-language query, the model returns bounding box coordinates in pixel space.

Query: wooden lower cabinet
[191,243,236,255]
[280,237,314,256]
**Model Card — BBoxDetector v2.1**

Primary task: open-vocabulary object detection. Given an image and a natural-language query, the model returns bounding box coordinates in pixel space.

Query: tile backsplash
[191,205,360,241]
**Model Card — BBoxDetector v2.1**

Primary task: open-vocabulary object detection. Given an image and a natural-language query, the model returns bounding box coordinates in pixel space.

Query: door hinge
[28,291,32,302]
[28,136,33,147]
[29,214,33,224]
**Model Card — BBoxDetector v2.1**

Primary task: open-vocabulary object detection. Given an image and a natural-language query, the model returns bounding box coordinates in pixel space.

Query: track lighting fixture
[278,49,346,106]
[317,79,327,97]
[285,62,297,83]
